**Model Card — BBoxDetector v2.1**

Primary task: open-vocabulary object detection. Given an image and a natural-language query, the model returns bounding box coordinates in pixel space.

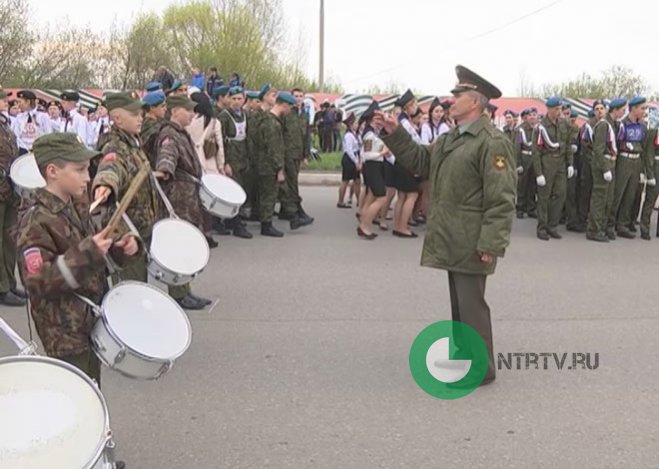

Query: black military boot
[176,294,206,310]
[233,220,253,239]
[547,228,563,239]
[205,235,219,249]
[298,205,315,224]
[516,211,525,219]
[278,211,294,221]
[290,214,313,230]
[606,228,617,240]
[536,230,550,241]
[586,232,609,243]
[261,222,284,237]
[212,218,231,236]
[640,230,651,241]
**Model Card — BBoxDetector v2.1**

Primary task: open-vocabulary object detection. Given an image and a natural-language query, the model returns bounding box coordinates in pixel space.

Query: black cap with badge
[60,91,80,102]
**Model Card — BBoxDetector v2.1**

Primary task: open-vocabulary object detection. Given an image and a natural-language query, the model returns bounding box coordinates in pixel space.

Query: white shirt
[88,117,111,149]
[11,108,53,151]
[61,108,89,146]
[343,131,360,164]
[362,129,385,162]
[400,117,422,144]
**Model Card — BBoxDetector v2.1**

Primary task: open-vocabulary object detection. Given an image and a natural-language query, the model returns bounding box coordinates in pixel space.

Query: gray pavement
[1,186,658,469]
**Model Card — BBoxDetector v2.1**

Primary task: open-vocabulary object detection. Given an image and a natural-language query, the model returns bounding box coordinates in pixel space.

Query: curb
[299,171,342,186]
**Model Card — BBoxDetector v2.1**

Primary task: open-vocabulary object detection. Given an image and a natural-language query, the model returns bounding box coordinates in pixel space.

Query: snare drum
[90,282,192,380]
[9,153,46,198]
[0,355,115,469]
[199,173,246,219]
[148,218,209,286]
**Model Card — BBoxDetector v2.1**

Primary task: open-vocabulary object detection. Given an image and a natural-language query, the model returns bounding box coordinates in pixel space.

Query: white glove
[516,166,523,174]
[640,173,647,184]
[536,175,546,187]
[648,178,657,187]
[571,144,578,154]
[603,171,613,182]
[626,142,634,151]
[567,166,575,179]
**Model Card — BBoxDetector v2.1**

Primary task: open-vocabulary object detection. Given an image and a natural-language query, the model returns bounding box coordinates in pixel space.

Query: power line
[342,0,564,87]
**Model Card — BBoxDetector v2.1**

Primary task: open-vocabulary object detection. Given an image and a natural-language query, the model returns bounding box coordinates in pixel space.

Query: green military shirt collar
[458,115,488,136]
[111,126,141,148]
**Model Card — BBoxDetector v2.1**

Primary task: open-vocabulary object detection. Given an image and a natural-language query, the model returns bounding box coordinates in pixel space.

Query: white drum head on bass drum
[102,282,192,360]
[151,219,209,275]
[202,174,246,206]
[10,153,46,189]
[0,357,107,468]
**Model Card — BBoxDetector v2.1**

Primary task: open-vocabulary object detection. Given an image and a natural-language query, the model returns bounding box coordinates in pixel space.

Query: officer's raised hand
[374,111,398,134]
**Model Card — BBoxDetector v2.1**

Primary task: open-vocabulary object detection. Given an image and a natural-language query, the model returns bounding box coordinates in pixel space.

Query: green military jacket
[155,120,204,228]
[255,112,286,176]
[382,115,516,275]
[93,127,160,240]
[140,116,165,167]
[531,116,574,177]
[644,127,659,181]
[247,107,267,165]
[283,107,309,161]
[17,190,127,358]
[515,122,534,168]
[0,113,18,204]
[502,125,516,144]
[219,108,249,171]
[591,115,618,174]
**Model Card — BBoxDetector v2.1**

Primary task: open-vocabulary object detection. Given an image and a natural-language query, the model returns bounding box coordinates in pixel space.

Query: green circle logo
[409,320,489,400]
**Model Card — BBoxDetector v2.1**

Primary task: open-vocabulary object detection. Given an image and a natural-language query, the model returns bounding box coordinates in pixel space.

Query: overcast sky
[32,0,659,95]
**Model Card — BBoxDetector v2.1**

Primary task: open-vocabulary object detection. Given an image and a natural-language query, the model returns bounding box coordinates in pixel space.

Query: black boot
[205,235,219,249]
[233,220,253,239]
[0,290,26,306]
[278,211,294,221]
[290,214,313,230]
[176,294,206,310]
[261,222,284,237]
[189,293,212,306]
[298,205,315,224]
[212,218,231,236]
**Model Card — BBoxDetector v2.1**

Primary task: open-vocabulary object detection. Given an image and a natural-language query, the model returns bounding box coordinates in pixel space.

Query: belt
[620,152,640,159]
[604,154,617,161]
[521,150,532,156]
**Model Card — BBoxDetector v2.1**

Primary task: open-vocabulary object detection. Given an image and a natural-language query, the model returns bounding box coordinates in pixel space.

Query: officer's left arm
[477,136,516,258]
[264,120,285,172]
[380,126,433,180]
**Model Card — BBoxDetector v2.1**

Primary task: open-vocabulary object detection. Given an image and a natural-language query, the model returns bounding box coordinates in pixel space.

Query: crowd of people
[335,92,659,242]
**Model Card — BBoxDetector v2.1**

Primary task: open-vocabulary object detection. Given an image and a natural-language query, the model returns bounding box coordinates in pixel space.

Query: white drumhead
[10,153,46,189]
[0,357,107,468]
[151,219,209,275]
[202,174,246,205]
[103,282,192,359]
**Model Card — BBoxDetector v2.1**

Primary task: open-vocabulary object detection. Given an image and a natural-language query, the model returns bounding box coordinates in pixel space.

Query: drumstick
[104,166,150,237]
[89,198,103,213]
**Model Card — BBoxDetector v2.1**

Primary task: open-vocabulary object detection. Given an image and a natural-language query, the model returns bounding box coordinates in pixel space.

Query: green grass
[306,151,342,171]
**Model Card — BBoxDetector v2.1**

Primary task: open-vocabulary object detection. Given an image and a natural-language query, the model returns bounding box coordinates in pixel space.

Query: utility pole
[319,0,325,92]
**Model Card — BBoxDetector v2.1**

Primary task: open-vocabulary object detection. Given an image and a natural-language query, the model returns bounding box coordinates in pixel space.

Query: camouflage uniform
[219,108,250,215]
[0,113,19,295]
[155,120,204,299]
[254,112,285,223]
[281,107,309,216]
[17,189,129,383]
[141,116,164,168]
[92,126,160,283]
[246,108,266,217]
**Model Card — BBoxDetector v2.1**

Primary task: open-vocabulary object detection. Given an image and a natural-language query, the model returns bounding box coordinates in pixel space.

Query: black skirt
[363,160,386,197]
[383,160,396,188]
[393,161,420,193]
[341,154,359,181]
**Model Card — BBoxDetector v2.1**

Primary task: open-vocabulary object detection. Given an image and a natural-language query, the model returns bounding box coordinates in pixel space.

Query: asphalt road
[1,186,658,469]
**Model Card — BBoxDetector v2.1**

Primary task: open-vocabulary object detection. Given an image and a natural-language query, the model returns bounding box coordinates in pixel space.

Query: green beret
[258,83,271,101]
[33,133,101,167]
[105,91,143,112]
[229,86,244,96]
[212,85,230,99]
[245,91,260,101]
[166,95,196,111]
[276,91,296,106]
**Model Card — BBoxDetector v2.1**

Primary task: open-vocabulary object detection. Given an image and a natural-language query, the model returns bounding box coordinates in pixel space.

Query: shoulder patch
[494,155,506,170]
[102,152,117,163]
[23,247,44,275]
[161,137,172,146]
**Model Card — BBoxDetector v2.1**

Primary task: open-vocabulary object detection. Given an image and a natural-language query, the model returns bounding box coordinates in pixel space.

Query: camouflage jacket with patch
[155,121,204,228]
[254,112,285,176]
[0,113,19,204]
[92,127,161,239]
[219,109,249,171]
[283,107,309,161]
[17,189,129,358]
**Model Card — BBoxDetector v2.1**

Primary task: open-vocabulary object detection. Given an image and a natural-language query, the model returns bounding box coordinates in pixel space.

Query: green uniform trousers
[640,162,659,236]
[516,154,536,215]
[587,164,615,235]
[536,157,567,233]
[259,174,280,223]
[60,348,102,387]
[609,156,642,231]
[0,201,17,294]
[448,272,495,381]
[113,237,190,300]
[577,157,593,227]
[280,158,302,216]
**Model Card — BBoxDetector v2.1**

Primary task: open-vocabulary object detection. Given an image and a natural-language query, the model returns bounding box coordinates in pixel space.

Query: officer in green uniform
[565,108,585,232]
[587,99,625,242]
[377,65,516,387]
[577,110,597,229]
[532,97,575,240]
[218,86,252,238]
[280,87,313,223]
[502,110,517,143]
[609,96,647,238]
[515,108,537,219]
[640,126,659,240]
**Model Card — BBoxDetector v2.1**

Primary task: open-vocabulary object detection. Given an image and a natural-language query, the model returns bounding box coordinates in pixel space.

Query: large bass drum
[0,355,115,469]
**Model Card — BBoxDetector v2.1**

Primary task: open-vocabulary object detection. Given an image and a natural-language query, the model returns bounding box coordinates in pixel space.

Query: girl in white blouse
[338,112,361,208]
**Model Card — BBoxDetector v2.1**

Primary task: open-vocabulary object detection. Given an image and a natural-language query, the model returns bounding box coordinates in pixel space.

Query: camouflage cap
[166,95,196,111]
[105,91,144,112]
[33,133,101,166]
